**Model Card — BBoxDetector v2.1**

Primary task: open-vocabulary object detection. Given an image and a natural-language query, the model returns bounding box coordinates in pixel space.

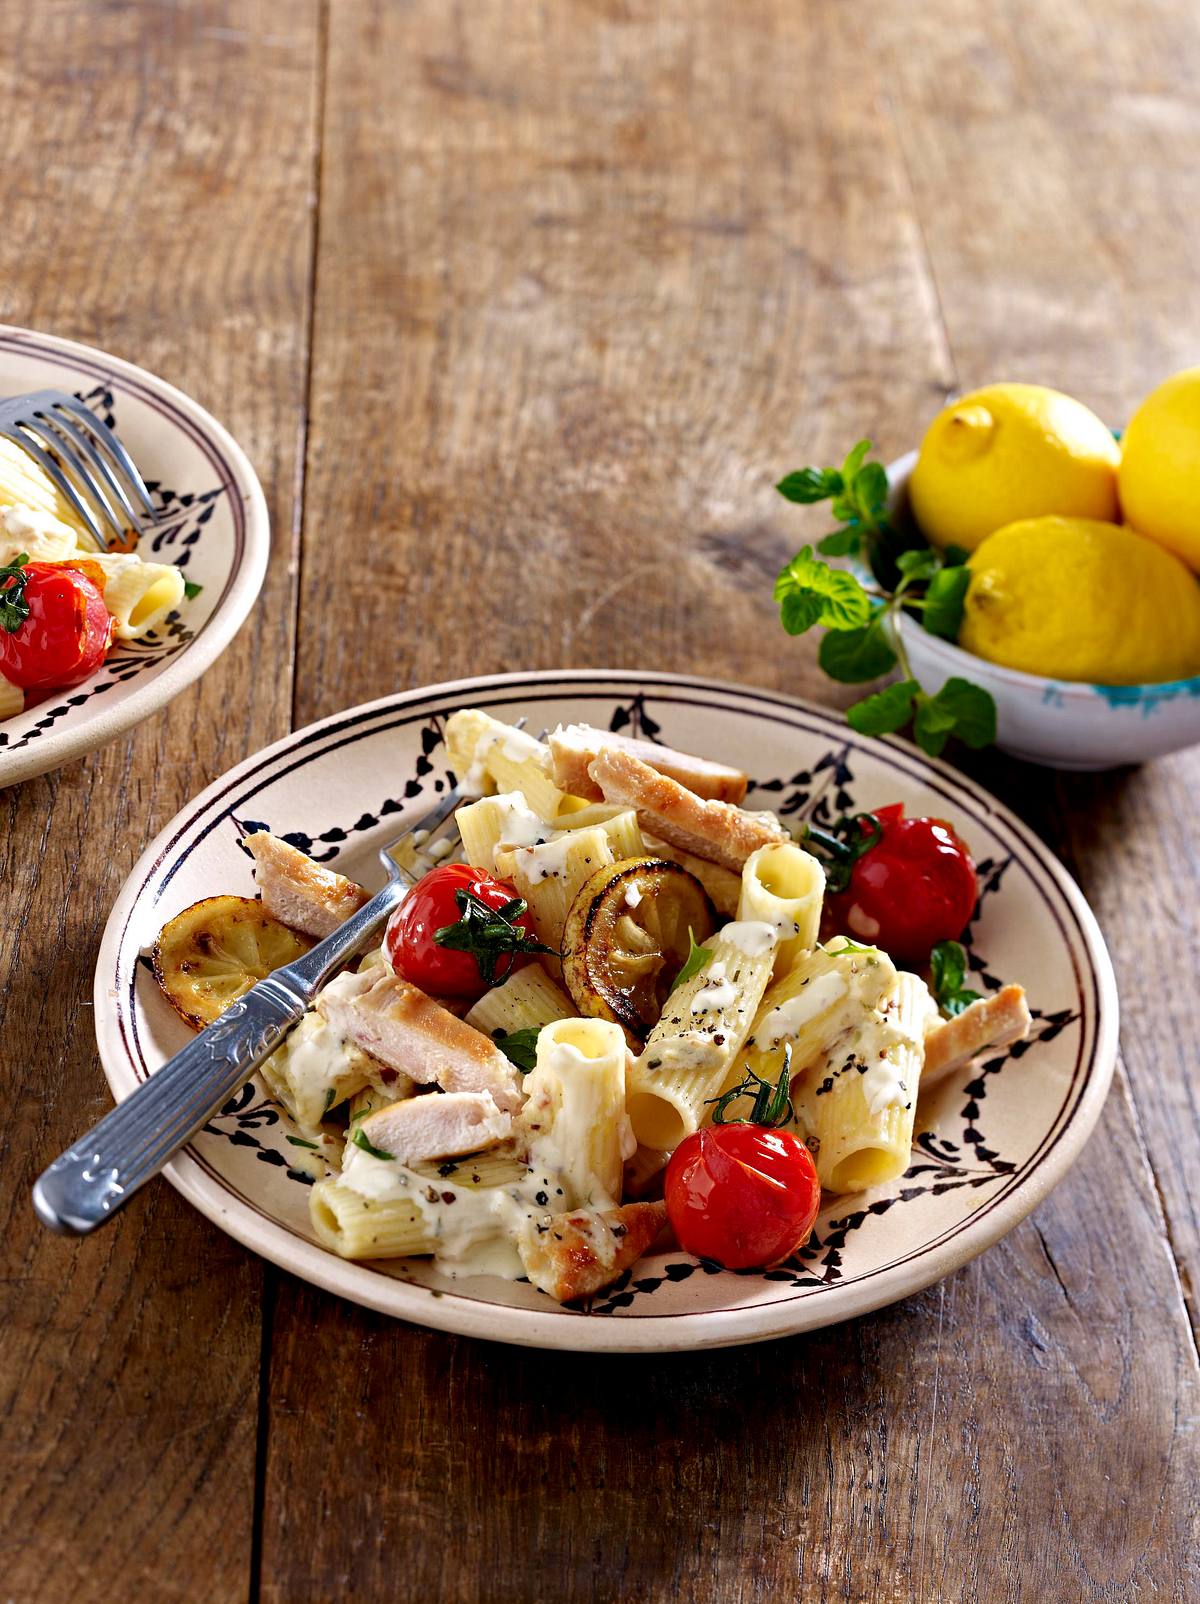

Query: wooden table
[3,3,1198,1599]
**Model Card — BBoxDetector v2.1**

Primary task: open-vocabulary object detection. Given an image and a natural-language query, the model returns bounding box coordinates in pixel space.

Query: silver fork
[0,388,160,551]
[32,786,465,1236]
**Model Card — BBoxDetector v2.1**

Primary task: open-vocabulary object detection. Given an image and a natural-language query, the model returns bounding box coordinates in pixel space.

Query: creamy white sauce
[512,832,576,884]
[271,1010,362,1132]
[757,971,849,1048]
[0,503,79,564]
[690,961,738,1016]
[860,1050,910,1116]
[623,881,643,909]
[720,919,777,957]
[491,791,548,848]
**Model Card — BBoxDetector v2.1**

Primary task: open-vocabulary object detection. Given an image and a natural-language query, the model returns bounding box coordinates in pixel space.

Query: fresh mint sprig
[492,1026,541,1073]
[774,440,996,758]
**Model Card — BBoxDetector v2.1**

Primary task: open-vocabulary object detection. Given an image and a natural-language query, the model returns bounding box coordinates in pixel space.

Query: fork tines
[0,388,160,551]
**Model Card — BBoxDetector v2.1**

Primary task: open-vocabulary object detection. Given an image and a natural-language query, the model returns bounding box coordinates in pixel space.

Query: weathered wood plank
[262,2,1199,1601]
[0,3,321,1600]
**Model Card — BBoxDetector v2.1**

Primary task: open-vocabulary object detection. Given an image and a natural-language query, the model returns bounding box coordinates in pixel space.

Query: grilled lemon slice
[153,895,314,1029]
[562,858,716,1043]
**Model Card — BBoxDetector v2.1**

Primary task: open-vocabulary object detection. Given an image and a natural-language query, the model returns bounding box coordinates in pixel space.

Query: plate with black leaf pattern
[92,672,1118,1352]
[0,326,269,789]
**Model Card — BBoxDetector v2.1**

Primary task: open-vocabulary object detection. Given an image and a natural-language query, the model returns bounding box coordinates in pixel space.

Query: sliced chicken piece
[317,969,524,1113]
[587,748,784,874]
[518,1200,668,1302]
[550,723,748,805]
[922,984,1032,1085]
[356,1090,512,1164]
[245,832,369,939]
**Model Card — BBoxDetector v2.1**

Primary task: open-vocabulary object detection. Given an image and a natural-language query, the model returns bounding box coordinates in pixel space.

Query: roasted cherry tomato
[822,803,977,964]
[384,862,545,1000]
[0,558,114,690]
[664,1124,821,1270]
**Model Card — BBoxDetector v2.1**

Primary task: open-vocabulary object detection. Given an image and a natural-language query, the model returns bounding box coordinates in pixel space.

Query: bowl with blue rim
[883,449,1200,771]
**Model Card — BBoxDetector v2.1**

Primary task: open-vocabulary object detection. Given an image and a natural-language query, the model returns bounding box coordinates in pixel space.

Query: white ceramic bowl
[887,450,1200,770]
[0,326,269,789]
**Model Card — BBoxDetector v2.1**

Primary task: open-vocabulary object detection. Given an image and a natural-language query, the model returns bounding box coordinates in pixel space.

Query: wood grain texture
[0,2,321,1601]
[255,3,1200,1602]
[3,0,1199,1600]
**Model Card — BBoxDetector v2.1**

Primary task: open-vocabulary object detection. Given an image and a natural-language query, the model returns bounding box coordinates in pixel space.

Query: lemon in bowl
[885,452,1200,769]
[909,383,1119,552]
[959,516,1200,684]
[1118,367,1200,573]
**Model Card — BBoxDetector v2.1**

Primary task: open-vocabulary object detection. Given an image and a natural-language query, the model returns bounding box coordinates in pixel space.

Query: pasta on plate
[150,710,1032,1306]
[0,444,187,718]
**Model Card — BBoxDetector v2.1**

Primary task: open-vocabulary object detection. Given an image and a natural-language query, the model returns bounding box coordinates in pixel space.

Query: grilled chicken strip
[356,1090,512,1164]
[517,1200,668,1302]
[922,984,1032,1085]
[317,969,524,1114]
[245,832,369,939]
[550,723,748,805]
[587,748,784,873]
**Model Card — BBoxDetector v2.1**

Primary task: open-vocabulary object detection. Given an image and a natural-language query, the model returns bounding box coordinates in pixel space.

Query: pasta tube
[86,552,185,639]
[445,709,570,817]
[626,920,778,1150]
[258,1009,383,1133]
[310,1178,440,1259]
[455,791,551,871]
[795,971,938,1193]
[464,962,573,1037]
[0,439,90,538]
[522,1017,630,1208]
[495,825,616,957]
[738,841,825,973]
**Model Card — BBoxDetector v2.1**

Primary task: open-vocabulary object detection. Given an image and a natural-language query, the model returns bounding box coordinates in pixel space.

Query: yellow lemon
[1118,367,1200,573]
[959,516,1200,684]
[910,384,1119,552]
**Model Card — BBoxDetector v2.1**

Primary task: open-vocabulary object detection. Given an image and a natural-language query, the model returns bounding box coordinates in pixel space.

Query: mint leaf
[493,1026,540,1073]
[818,615,897,683]
[922,566,970,640]
[182,579,204,600]
[817,526,861,557]
[896,548,940,583]
[841,440,871,482]
[351,1127,395,1163]
[670,929,713,994]
[777,468,843,504]
[930,940,983,1017]
[915,677,996,756]
[774,547,871,635]
[853,461,889,520]
[846,679,919,737]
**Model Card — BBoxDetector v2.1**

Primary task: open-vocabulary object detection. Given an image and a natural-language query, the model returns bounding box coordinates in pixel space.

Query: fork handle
[33,877,409,1237]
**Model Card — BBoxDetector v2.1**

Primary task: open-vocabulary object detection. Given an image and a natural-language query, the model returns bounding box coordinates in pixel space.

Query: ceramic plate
[0,326,269,789]
[93,672,1118,1352]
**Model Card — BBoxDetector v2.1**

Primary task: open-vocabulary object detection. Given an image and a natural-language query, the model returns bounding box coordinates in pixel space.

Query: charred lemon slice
[153,895,314,1029]
[562,858,716,1043]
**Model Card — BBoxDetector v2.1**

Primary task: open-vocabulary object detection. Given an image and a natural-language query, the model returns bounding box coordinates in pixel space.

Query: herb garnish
[286,1135,320,1150]
[707,1047,795,1128]
[351,1127,395,1162]
[434,889,557,985]
[493,1026,541,1073]
[774,441,996,757]
[669,928,713,994]
[930,939,982,1017]
[800,811,883,894]
[0,553,31,634]
[182,578,204,600]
